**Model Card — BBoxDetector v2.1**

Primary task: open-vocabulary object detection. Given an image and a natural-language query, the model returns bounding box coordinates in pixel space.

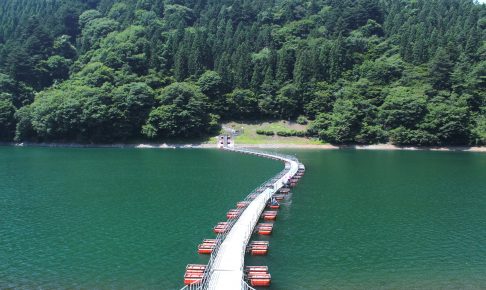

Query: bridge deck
[206,148,300,289]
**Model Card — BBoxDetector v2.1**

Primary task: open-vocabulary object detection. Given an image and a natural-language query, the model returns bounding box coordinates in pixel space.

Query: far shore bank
[0,142,216,149]
[235,143,486,152]
[1,142,485,152]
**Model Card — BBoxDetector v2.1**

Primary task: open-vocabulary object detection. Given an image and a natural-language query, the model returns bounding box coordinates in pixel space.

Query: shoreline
[1,142,485,152]
[236,143,486,152]
[0,142,216,149]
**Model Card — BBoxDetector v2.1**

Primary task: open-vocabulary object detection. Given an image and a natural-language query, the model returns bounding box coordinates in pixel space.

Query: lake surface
[1,147,485,289]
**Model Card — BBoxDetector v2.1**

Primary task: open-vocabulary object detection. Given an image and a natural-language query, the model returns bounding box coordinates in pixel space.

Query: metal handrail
[242,280,256,290]
[181,147,300,290]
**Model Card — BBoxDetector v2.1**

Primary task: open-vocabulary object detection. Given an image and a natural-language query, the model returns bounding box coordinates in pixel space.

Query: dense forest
[0,0,484,145]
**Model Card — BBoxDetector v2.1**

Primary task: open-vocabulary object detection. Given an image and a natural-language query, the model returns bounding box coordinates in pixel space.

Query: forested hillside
[0,0,484,145]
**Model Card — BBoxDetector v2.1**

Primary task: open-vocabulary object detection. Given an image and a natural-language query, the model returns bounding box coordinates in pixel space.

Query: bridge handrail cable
[181,148,298,290]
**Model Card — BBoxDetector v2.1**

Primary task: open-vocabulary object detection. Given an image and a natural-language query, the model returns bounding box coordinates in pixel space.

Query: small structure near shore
[217,135,234,149]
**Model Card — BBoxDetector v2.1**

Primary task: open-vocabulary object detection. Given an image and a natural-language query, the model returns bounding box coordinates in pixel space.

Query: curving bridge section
[182,147,302,290]
[207,148,300,289]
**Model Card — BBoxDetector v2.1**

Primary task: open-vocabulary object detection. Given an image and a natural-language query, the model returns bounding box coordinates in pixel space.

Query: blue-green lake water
[1,147,485,289]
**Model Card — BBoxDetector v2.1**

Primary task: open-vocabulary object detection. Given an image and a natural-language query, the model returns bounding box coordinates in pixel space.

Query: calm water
[0,147,280,289]
[1,147,485,289]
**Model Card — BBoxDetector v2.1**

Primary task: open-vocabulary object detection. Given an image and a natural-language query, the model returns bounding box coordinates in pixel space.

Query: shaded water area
[1,147,485,289]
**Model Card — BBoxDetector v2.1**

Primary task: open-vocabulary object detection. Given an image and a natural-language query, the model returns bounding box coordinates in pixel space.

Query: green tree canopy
[0,0,483,146]
[312,99,361,144]
[378,88,427,129]
[143,82,216,138]
[0,97,16,141]
[226,89,259,119]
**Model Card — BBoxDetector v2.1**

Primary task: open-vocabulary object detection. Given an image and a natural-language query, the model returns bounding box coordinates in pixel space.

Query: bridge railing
[232,147,300,162]
[242,280,256,290]
[181,148,298,290]
[197,175,287,289]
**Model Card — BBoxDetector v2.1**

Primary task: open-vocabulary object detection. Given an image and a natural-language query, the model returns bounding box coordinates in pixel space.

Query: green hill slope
[0,0,484,145]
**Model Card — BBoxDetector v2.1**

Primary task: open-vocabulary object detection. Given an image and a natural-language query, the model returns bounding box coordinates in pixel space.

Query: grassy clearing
[221,120,325,145]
